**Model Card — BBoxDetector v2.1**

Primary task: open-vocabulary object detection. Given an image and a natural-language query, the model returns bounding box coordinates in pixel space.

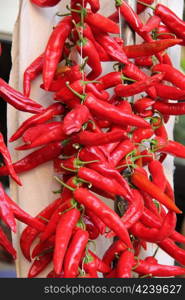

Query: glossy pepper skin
[0,132,21,186]
[63,229,89,278]
[23,53,44,97]
[0,183,16,232]
[43,17,72,90]
[0,78,43,114]
[30,0,61,6]
[10,103,64,142]
[28,252,53,278]
[0,227,16,259]
[53,208,80,274]
[131,170,181,214]
[0,142,63,176]
[74,187,132,248]
[117,250,135,278]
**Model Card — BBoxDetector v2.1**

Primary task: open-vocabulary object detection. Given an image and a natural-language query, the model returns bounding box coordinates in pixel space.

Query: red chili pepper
[155,84,185,100]
[74,187,132,248]
[84,10,120,34]
[0,183,16,232]
[40,198,76,242]
[0,132,21,185]
[43,17,72,90]
[0,78,43,114]
[154,3,185,42]
[20,197,62,261]
[132,128,154,143]
[0,142,63,176]
[78,166,131,201]
[32,236,54,259]
[82,214,99,239]
[63,229,89,278]
[133,97,155,113]
[137,0,154,14]
[109,140,135,167]
[89,250,110,274]
[153,63,185,90]
[117,250,135,278]
[84,93,150,128]
[91,30,129,65]
[23,53,44,97]
[28,251,53,278]
[54,208,80,274]
[131,170,181,213]
[154,25,176,40]
[85,208,106,235]
[154,101,185,116]
[148,160,167,192]
[30,0,61,6]
[135,56,153,68]
[16,122,66,150]
[134,257,185,277]
[154,136,185,159]
[0,227,16,259]
[141,15,161,33]
[6,193,45,232]
[115,0,143,35]
[72,130,128,147]
[115,73,164,97]
[158,238,185,266]
[63,105,90,135]
[76,37,102,80]
[95,72,123,90]
[10,103,64,142]
[103,239,127,267]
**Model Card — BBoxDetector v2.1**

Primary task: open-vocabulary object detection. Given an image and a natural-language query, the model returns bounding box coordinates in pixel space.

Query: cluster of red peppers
[1,0,185,278]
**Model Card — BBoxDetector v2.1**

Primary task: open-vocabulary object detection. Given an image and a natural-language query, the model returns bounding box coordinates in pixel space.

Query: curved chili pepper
[134,257,185,277]
[54,208,80,274]
[148,160,167,192]
[92,30,129,65]
[0,78,43,114]
[63,229,89,278]
[154,136,185,158]
[43,17,72,90]
[109,140,135,167]
[74,187,132,248]
[10,103,64,142]
[85,10,119,34]
[20,197,62,261]
[154,101,185,116]
[23,53,44,97]
[158,238,185,266]
[153,63,185,90]
[135,56,153,67]
[131,170,181,213]
[30,0,61,6]
[16,122,66,150]
[63,105,90,135]
[155,84,185,100]
[0,227,16,259]
[89,250,110,274]
[0,132,21,185]
[154,3,185,41]
[32,236,54,259]
[85,208,106,235]
[137,0,154,14]
[0,142,63,176]
[83,251,98,277]
[115,73,164,97]
[117,250,135,278]
[115,0,143,35]
[82,215,99,239]
[78,166,131,201]
[76,37,102,80]
[133,97,155,113]
[95,72,123,90]
[0,183,16,232]
[28,251,53,278]
[103,239,126,267]
[40,198,76,242]
[141,15,161,33]
[6,193,45,232]
[123,39,181,58]
[84,93,150,128]
[72,130,128,146]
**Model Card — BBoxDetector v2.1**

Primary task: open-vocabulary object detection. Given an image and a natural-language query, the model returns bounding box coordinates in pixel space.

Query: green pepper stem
[54,176,75,191]
[66,81,85,100]
[61,164,77,173]
[121,75,136,83]
[137,0,155,10]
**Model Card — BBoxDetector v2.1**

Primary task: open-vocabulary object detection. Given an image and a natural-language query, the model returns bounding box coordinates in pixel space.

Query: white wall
[0,0,19,35]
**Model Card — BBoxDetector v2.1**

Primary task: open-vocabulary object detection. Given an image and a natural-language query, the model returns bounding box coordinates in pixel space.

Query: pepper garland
[0,0,185,278]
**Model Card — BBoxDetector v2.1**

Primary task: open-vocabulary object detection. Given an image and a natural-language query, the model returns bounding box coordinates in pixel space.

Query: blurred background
[0,1,185,277]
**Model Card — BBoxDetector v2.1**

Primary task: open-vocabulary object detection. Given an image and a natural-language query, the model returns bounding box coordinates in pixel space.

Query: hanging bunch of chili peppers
[1,0,185,278]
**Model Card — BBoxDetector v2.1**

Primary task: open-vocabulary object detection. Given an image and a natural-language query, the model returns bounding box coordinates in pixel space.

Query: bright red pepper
[0,227,16,259]
[30,0,61,6]
[117,250,135,278]
[0,183,16,232]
